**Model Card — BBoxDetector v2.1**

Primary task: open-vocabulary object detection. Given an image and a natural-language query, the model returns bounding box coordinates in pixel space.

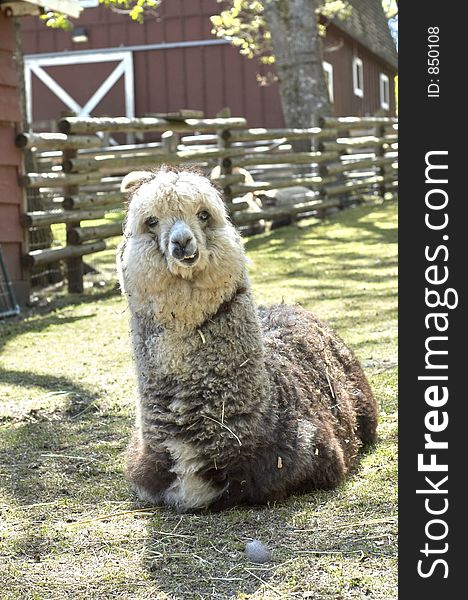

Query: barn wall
[20,1,284,127]
[20,2,396,126]
[0,12,29,305]
[324,24,396,117]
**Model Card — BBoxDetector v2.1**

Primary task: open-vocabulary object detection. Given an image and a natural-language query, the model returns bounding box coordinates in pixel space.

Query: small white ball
[244,539,272,564]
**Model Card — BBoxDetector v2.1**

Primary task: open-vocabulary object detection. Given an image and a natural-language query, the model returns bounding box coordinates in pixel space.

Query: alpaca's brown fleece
[118,168,378,512]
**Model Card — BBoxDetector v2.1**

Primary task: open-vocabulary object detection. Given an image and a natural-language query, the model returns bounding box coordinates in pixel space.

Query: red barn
[0,11,28,306]
[20,0,397,127]
[1,0,81,307]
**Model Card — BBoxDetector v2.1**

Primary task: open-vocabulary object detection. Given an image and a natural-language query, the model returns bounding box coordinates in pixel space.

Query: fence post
[376,125,387,200]
[161,130,179,154]
[214,108,233,213]
[63,146,83,293]
[318,155,330,219]
[319,124,347,214]
[316,122,330,215]
[217,129,233,212]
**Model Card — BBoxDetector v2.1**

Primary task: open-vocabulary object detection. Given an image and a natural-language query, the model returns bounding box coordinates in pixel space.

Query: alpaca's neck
[130,271,266,392]
[131,268,251,331]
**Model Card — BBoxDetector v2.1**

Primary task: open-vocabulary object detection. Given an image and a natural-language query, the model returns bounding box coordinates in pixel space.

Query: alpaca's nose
[169,222,197,259]
[172,238,192,257]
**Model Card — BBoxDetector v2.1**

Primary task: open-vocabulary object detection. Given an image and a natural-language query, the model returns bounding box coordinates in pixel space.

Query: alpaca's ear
[120,171,154,193]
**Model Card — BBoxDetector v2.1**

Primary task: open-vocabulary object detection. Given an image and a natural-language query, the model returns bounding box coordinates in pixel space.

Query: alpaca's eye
[145,216,158,228]
[198,210,210,222]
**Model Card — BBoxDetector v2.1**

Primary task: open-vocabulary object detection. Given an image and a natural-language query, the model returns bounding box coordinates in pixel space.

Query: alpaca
[117,168,378,513]
[210,165,265,234]
[210,165,261,209]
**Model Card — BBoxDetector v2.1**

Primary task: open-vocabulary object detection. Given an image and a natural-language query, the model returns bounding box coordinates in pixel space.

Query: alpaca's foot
[207,480,288,512]
[356,410,378,446]
[130,483,163,505]
[347,365,379,446]
[294,426,349,493]
[125,436,175,504]
[353,388,378,446]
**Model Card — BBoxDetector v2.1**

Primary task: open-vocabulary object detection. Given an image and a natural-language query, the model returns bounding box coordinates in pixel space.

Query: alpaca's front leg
[125,434,175,504]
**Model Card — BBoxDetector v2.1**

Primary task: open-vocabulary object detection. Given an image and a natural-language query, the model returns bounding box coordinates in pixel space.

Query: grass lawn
[0,200,397,599]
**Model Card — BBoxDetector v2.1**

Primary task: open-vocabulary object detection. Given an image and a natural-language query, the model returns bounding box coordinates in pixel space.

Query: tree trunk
[263,0,331,134]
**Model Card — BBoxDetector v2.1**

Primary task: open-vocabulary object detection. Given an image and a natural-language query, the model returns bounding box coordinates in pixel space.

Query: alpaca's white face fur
[118,169,246,327]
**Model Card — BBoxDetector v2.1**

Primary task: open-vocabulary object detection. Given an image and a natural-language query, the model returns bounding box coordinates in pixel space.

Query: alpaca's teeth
[185,254,196,259]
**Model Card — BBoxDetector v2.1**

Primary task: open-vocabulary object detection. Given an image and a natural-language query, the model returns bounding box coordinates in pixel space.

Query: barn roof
[333,0,398,69]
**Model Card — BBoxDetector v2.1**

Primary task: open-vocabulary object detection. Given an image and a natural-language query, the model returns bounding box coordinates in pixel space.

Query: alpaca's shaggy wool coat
[118,168,378,512]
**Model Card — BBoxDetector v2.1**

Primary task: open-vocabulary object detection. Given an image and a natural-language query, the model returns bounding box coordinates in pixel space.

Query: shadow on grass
[29,285,120,316]
[0,404,130,506]
[0,312,97,353]
[140,436,396,598]
[141,462,397,599]
[0,368,101,413]
[245,205,397,310]
[244,202,397,255]
[0,411,132,576]
[1,285,120,339]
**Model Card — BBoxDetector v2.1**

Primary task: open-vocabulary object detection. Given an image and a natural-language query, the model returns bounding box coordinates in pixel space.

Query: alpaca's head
[118,168,246,316]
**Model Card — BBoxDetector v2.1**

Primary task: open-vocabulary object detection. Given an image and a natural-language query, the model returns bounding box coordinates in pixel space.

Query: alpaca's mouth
[177,249,199,266]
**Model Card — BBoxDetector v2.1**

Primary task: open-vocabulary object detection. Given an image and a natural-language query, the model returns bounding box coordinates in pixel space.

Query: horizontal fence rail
[17,112,398,293]
[58,116,248,135]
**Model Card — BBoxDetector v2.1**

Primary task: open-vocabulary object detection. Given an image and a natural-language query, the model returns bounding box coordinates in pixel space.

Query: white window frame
[323,61,334,103]
[380,73,390,110]
[353,57,364,98]
[79,0,99,7]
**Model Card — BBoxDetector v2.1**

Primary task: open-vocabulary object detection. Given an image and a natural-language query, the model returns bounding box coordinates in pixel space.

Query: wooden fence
[16,112,398,293]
